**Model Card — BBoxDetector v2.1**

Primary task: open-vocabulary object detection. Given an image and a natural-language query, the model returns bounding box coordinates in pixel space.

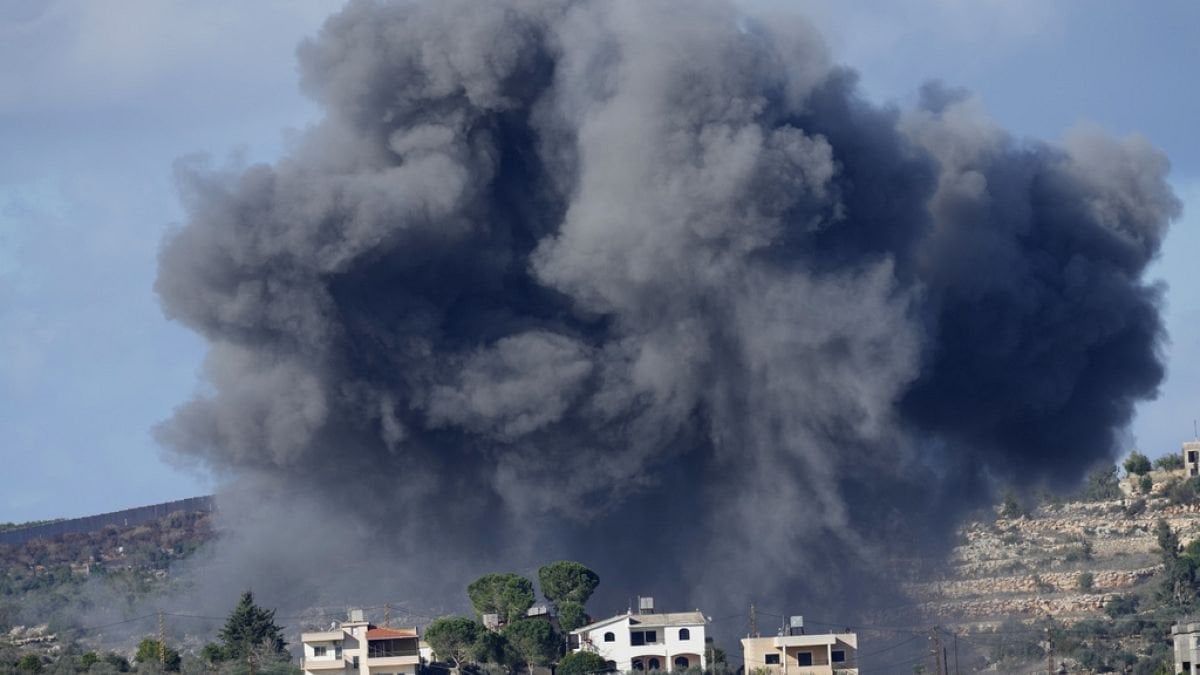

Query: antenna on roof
[1194,419,1197,440]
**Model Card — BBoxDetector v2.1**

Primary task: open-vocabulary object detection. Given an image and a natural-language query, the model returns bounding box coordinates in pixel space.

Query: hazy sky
[1,0,1196,522]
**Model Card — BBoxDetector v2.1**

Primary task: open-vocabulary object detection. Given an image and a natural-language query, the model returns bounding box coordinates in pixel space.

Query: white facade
[1174,622,1200,675]
[571,610,708,672]
[302,616,421,675]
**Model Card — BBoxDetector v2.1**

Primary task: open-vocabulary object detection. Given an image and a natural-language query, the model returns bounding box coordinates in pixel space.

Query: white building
[301,610,421,675]
[1173,622,1200,675]
[570,600,708,672]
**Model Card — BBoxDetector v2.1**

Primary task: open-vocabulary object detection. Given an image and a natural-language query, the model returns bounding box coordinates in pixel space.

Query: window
[764,654,780,665]
[797,652,813,666]
[335,644,343,659]
[352,656,360,670]
[606,662,617,672]
[630,630,658,645]
[648,658,661,671]
[831,650,845,663]
[674,657,689,669]
[604,632,615,643]
[633,659,645,671]
[314,646,327,657]
[679,628,690,640]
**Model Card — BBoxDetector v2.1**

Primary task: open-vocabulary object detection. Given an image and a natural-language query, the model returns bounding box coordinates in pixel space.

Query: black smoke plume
[155,0,1179,622]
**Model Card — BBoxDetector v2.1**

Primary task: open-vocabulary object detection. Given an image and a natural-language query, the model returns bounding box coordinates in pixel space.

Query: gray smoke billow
[155,0,1179,622]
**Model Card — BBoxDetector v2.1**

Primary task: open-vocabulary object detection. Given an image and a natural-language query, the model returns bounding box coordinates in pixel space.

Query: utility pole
[750,604,757,638]
[952,628,959,675]
[385,603,391,627]
[158,609,165,672]
[930,628,944,675]
[1046,625,1055,675]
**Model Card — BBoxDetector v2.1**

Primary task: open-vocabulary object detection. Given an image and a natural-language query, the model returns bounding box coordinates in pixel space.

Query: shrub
[1124,498,1147,517]
[1125,452,1152,476]
[1077,572,1094,591]
[1139,474,1153,494]
[1155,454,1185,471]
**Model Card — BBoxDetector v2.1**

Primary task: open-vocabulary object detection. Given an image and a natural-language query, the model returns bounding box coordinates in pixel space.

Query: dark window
[797,652,813,666]
[764,654,780,665]
[630,630,658,645]
[1190,451,1197,462]
[606,661,617,672]
[633,659,645,671]
[831,650,845,663]
[679,628,690,640]
[352,656,360,670]
[314,646,327,657]
[674,657,689,669]
[335,645,343,659]
[648,658,661,671]
[604,632,615,643]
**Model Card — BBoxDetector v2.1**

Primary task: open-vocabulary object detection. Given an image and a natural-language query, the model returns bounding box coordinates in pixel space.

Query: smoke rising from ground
[155,0,1179,619]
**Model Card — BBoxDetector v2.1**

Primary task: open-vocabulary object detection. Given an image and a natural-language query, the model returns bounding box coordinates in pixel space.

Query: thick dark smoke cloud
[155,0,1179,621]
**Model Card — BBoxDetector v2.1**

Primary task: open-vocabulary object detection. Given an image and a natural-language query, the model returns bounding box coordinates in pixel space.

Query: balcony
[304,657,347,670]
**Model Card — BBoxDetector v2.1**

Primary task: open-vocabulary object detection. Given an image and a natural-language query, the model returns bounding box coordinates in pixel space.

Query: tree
[471,629,517,667]
[1124,452,1151,476]
[425,617,481,673]
[218,591,287,661]
[501,620,558,674]
[17,654,42,673]
[1080,465,1122,501]
[1154,454,1185,471]
[467,573,536,625]
[134,638,181,672]
[557,601,587,632]
[558,651,608,675]
[200,643,225,664]
[79,652,99,670]
[537,561,600,605]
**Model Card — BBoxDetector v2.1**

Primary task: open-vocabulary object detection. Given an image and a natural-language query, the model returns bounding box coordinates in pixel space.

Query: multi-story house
[741,622,858,675]
[301,609,421,675]
[570,598,708,672]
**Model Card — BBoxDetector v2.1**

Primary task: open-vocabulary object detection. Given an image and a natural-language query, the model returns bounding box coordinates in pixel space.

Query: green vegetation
[135,638,181,672]
[1154,454,1184,471]
[1124,451,1152,476]
[558,651,608,675]
[537,561,599,605]
[501,618,558,674]
[1080,465,1122,501]
[467,574,536,626]
[425,617,481,673]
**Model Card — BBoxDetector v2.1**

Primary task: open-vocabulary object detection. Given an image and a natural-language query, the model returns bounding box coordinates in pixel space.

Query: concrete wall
[0,496,213,545]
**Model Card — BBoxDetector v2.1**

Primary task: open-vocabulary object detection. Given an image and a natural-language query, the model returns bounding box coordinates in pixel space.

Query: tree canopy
[218,591,287,660]
[134,638,181,672]
[501,620,558,673]
[558,650,608,675]
[557,601,588,632]
[1124,451,1151,476]
[467,573,536,625]
[425,617,482,671]
[537,561,600,605]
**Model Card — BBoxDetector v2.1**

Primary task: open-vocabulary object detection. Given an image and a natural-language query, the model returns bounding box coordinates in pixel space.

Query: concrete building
[301,610,421,675]
[741,623,858,675]
[1173,622,1200,674]
[1185,440,1200,478]
[570,599,708,672]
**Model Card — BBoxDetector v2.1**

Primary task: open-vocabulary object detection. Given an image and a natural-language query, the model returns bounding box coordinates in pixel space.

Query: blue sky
[1,0,1197,522]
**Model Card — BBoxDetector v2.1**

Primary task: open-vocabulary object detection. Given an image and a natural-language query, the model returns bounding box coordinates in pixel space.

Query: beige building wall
[741,633,858,675]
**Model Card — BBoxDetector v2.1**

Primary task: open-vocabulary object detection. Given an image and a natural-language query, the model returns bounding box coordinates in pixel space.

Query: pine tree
[219,590,287,660]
